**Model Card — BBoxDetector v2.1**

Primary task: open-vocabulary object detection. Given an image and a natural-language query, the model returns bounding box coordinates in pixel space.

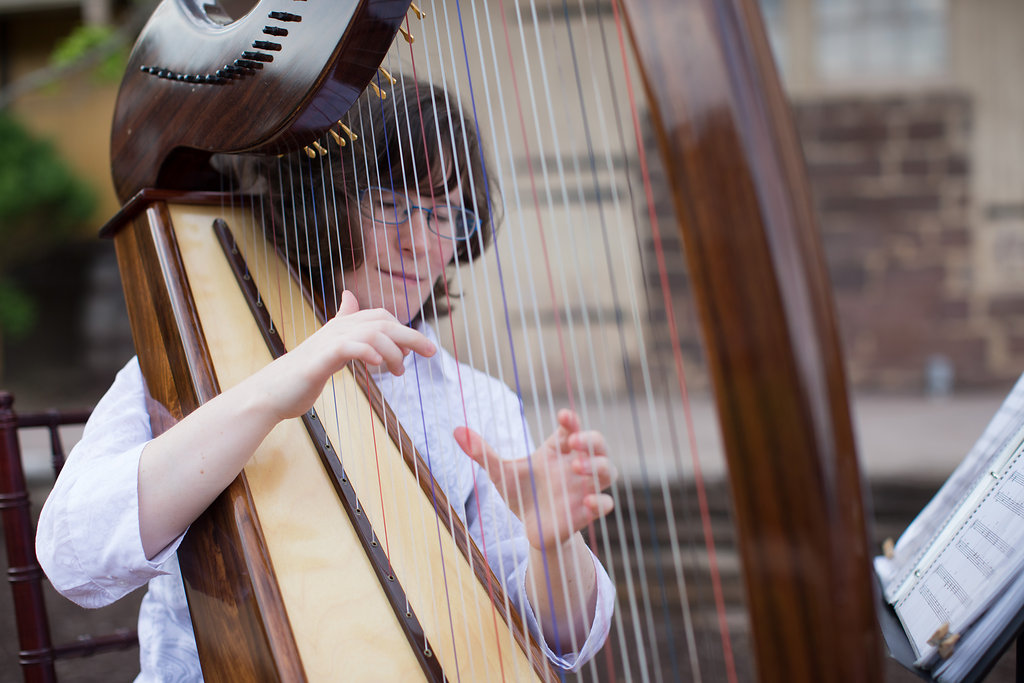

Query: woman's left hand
[453,409,616,551]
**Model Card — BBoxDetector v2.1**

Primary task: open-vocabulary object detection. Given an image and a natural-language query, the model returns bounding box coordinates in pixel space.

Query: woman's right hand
[255,290,436,421]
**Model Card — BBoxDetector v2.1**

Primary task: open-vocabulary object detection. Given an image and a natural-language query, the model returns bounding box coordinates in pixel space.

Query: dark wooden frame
[108,196,306,681]
[619,0,881,679]
[0,392,138,683]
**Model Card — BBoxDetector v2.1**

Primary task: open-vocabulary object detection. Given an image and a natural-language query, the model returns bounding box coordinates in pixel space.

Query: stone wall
[643,92,1024,393]
[799,93,979,391]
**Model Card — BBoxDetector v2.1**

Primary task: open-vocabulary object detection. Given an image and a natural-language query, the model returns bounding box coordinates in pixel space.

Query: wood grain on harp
[90,0,885,681]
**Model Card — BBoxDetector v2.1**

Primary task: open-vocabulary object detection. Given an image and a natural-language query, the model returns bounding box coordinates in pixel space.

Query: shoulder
[81,357,151,442]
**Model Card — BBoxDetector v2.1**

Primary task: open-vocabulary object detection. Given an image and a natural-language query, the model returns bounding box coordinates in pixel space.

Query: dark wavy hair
[254,76,499,318]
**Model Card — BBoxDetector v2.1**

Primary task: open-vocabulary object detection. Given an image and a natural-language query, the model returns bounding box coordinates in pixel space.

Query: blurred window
[816,0,946,79]
[759,0,788,73]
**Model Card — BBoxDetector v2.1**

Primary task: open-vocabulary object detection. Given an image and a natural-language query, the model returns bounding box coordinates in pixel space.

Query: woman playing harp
[35,78,616,678]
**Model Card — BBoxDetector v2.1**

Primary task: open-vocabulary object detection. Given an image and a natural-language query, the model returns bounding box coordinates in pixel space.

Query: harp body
[105,195,550,680]
[104,0,883,680]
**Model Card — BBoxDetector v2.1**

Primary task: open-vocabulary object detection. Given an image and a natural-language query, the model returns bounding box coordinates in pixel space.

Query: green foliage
[0,279,36,341]
[51,24,127,83]
[0,112,96,339]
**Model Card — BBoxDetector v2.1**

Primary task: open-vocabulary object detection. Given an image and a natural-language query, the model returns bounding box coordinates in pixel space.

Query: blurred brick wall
[643,92,1024,393]
[799,93,988,391]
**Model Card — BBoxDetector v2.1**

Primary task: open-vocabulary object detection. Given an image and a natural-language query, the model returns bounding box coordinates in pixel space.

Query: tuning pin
[312,141,328,156]
[303,146,316,158]
[378,66,397,86]
[369,82,387,99]
[329,128,347,147]
[339,122,358,142]
[409,2,425,20]
[398,26,414,44]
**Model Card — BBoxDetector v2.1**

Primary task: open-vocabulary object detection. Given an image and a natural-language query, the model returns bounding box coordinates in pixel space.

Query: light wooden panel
[168,203,542,681]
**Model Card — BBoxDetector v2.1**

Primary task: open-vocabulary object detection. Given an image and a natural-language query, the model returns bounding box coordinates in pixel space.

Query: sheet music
[891,419,1024,666]
[875,373,1024,600]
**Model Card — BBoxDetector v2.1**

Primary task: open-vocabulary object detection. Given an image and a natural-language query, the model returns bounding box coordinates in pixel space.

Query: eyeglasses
[358,187,479,242]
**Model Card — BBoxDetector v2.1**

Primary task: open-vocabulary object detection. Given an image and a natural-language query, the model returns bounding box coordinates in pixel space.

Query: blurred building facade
[0,0,132,406]
[1,0,122,219]
[784,0,1024,391]
[1,0,1023,399]
[650,0,1024,392]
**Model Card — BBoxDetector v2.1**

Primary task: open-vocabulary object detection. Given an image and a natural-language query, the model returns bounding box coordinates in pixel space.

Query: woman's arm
[524,532,600,654]
[136,291,435,558]
[454,409,616,657]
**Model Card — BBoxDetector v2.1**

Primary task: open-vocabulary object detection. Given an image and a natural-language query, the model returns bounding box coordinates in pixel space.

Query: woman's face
[340,183,462,324]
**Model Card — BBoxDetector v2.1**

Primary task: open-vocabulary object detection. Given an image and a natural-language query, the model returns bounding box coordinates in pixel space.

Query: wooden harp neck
[109,0,410,201]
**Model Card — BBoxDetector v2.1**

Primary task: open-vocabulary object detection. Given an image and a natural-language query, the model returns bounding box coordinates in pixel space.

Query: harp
[101,0,883,680]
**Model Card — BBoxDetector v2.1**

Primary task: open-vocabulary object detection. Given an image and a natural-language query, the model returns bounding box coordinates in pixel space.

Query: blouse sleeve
[36,358,185,608]
[466,463,615,672]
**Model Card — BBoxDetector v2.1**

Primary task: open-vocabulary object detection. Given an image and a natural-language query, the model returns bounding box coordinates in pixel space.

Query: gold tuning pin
[398,26,414,44]
[303,146,316,159]
[339,122,358,142]
[329,128,346,147]
[409,2,425,20]
[378,66,397,86]
[369,81,387,99]
[312,141,328,156]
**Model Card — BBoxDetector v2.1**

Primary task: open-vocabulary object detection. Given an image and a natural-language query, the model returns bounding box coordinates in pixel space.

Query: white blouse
[36,323,614,681]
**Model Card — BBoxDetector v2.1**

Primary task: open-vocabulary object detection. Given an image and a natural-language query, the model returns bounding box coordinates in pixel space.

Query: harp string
[394,17,553,672]
[482,0,589,660]
[603,0,741,679]
[561,0,695,678]
[516,8,638,672]
[551,9,646,680]
[385,80,488,677]
[310,149,386,581]
[348,94,460,663]
[382,17,503,675]
[423,25,546,667]
[333,133,428,636]
[207,0,754,677]
[495,0,663,667]
[414,5,529,652]
[357,87,474,673]
[427,0,597,668]
[381,60,513,675]
[502,5,602,663]
[431,0,733,678]
[459,4,585,665]
[313,147,400,571]
[393,31,550,675]
[323,140,402,613]
[371,31,525,676]
[415,0,622,667]
[558,7,654,677]
[543,2,703,680]
[530,1,677,679]
[440,3,574,672]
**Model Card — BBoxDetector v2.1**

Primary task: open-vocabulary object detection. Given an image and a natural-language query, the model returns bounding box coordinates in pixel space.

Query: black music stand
[876,574,1024,683]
